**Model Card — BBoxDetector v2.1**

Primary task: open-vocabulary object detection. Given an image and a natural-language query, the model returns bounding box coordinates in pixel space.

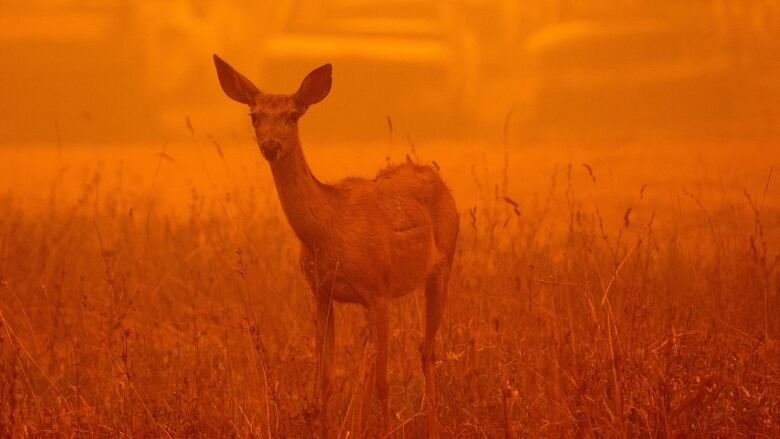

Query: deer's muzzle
[260,140,281,161]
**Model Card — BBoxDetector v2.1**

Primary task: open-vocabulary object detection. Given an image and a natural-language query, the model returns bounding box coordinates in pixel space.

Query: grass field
[0,137,778,437]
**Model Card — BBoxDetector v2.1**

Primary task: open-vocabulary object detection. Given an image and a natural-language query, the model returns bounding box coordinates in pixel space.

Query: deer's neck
[269,143,338,249]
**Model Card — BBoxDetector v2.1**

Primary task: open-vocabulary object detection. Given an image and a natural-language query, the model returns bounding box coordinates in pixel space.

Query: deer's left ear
[295,64,332,108]
[213,54,260,105]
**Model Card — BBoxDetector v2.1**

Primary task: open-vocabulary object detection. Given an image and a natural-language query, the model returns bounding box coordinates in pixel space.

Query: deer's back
[367,162,458,261]
[306,163,458,302]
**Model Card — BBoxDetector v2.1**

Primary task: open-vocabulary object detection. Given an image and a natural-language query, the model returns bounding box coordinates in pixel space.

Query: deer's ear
[295,64,332,108]
[213,54,260,105]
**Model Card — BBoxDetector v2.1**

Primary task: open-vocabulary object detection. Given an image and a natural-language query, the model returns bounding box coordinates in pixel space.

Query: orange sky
[1,1,778,145]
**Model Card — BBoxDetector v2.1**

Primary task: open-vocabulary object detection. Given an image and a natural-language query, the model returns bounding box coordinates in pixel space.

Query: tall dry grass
[0,137,778,437]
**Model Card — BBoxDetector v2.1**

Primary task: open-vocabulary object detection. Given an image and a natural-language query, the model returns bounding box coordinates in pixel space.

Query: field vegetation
[0,138,778,437]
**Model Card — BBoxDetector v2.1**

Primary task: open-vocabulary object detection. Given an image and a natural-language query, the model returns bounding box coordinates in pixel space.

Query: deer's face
[213,55,332,163]
[249,95,303,161]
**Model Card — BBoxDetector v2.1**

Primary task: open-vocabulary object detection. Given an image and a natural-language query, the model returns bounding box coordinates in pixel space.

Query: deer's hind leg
[373,297,391,432]
[421,264,450,439]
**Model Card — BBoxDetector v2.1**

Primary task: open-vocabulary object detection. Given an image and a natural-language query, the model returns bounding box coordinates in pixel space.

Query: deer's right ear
[295,64,332,108]
[213,54,260,105]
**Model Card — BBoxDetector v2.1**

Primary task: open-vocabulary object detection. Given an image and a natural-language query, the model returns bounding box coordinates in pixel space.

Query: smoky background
[1,0,778,146]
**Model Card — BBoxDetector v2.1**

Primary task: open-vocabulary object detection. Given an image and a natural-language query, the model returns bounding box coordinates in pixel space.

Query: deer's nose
[260,140,281,161]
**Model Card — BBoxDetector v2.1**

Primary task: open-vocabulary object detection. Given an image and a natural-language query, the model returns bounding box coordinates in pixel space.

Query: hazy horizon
[2,0,778,145]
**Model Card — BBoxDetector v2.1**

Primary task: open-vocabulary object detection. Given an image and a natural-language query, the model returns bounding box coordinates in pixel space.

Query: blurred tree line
[0,0,777,142]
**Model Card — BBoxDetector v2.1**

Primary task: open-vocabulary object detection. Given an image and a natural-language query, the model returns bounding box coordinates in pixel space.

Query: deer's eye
[249,113,259,126]
[287,112,300,124]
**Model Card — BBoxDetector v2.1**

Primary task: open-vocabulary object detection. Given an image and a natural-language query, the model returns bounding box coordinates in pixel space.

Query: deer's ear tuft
[295,63,332,108]
[213,54,260,105]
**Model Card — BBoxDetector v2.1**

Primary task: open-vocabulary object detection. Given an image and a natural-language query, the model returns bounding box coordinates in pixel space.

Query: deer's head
[213,54,332,162]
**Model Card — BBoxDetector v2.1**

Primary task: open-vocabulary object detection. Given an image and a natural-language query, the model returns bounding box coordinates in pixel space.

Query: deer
[213,54,459,438]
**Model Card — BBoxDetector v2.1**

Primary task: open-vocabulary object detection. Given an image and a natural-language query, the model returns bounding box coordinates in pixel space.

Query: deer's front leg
[316,296,335,438]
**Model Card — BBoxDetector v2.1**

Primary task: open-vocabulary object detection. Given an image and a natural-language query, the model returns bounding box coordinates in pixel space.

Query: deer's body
[214,56,458,438]
[285,160,456,304]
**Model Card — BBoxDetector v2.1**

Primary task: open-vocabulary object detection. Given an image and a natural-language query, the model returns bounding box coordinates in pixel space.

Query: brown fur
[214,54,458,438]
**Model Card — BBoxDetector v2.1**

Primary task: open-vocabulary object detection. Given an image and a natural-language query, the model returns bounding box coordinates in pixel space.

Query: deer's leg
[421,267,448,439]
[316,296,335,438]
[352,307,374,437]
[373,297,391,432]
